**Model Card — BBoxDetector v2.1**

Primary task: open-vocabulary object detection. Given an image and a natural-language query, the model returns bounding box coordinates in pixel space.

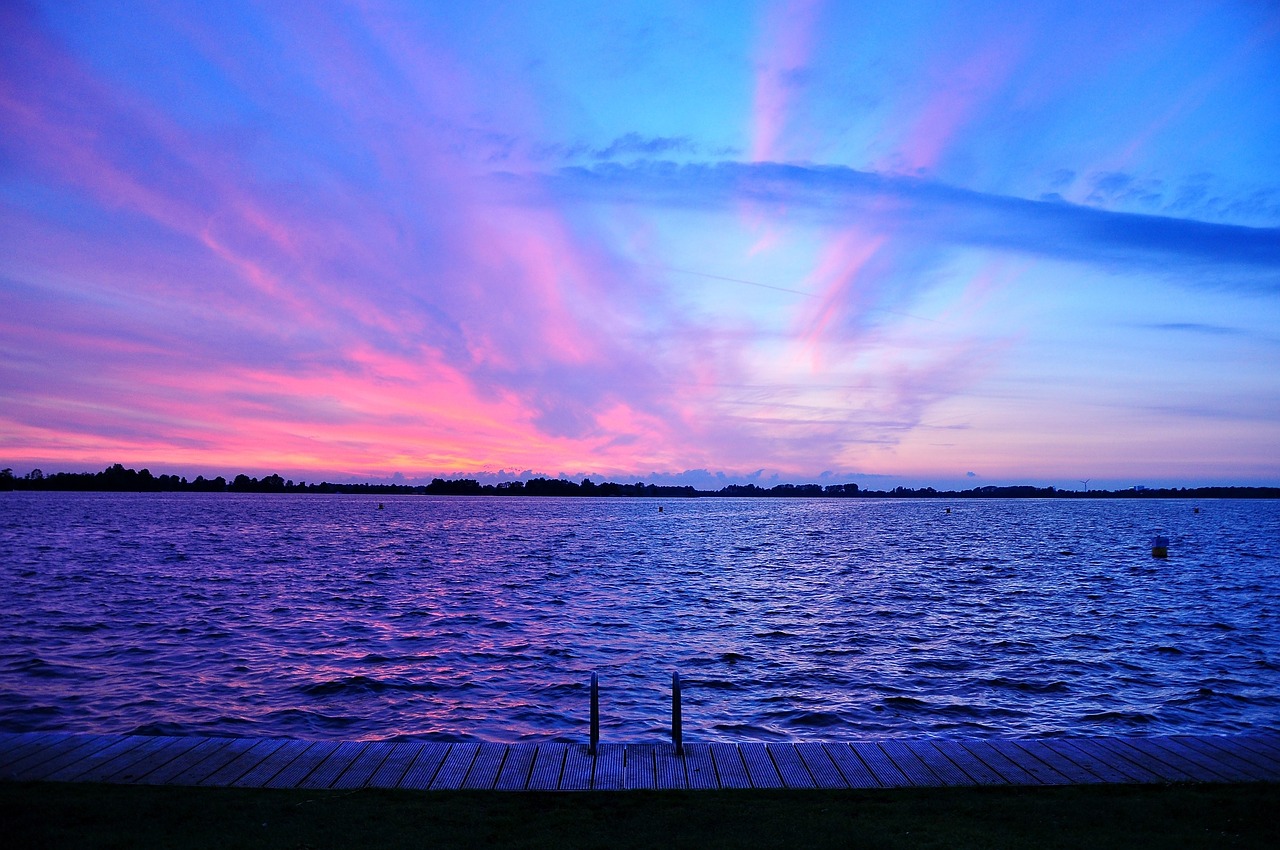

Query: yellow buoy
[1150,535,1169,559]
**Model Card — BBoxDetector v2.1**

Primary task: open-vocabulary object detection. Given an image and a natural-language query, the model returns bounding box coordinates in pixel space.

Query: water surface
[1,493,1276,742]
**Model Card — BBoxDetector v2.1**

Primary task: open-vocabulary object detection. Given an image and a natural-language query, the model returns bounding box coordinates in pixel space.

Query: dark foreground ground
[4,781,1277,849]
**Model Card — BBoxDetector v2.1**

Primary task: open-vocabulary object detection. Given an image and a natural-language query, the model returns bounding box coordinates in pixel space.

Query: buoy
[378,503,384,510]
[1150,535,1169,559]
[1193,507,1200,514]
[658,505,664,512]
[945,507,951,514]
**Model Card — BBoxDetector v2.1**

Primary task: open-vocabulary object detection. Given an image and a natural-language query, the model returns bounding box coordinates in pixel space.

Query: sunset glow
[2,1,1278,489]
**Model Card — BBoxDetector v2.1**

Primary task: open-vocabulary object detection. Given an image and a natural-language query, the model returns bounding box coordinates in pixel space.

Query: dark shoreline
[4,463,1278,498]
[5,782,1278,849]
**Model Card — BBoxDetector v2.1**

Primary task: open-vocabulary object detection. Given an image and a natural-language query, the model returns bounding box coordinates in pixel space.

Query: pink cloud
[875,31,1028,175]
[0,5,720,480]
[798,229,889,357]
[750,0,823,163]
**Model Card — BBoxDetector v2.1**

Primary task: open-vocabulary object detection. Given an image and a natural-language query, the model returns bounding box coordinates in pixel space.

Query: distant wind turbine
[1079,479,1091,492]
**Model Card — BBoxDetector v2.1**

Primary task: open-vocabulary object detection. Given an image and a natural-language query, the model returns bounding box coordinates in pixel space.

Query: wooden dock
[2,731,1277,791]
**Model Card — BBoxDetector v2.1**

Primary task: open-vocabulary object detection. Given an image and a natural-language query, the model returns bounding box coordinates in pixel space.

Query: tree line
[2,464,1277,498]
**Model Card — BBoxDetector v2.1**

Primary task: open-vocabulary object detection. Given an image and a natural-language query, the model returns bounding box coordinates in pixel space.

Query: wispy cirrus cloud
[750,0,823,162]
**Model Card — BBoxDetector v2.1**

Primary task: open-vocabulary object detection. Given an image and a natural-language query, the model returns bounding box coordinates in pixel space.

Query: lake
[1,492,1277,742]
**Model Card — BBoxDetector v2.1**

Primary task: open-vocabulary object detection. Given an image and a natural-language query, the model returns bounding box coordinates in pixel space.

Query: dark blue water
[1,493,1277,742]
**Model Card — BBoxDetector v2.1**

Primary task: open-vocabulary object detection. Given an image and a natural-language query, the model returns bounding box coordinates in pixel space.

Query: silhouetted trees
[1,463,1277,498]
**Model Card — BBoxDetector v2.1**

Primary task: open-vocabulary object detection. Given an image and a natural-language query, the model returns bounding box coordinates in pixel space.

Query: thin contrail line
[640,264,815,297]
[642,263,936,322]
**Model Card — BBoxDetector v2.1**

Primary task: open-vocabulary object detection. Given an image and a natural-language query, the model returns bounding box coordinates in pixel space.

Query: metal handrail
[672,671,683,755]
[588,670,684,754]
[589,672,600,755]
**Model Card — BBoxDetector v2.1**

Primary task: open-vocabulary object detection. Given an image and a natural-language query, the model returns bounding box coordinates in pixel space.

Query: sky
[2,0,1279,491]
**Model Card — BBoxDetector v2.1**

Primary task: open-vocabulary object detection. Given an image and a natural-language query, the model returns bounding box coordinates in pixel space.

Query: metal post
[671,671,683,755]
[589,672,599,755]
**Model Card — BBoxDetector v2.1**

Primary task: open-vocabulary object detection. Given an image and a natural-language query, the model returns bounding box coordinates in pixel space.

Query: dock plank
[0,732,64,769]
[1101,737,1201,782]
[167,737,259,786]
[299,741,369,789]
[1011,740,1103,784]
[232,739,313,788]
[654,744,686,789]
[1143,737,1247,782]
[593,743,625,790]
[495,743,538,790]
[1168,736,1273,782]
[0,732,39,764]
[929,741,1008,785]
[902,741,976,787]
[527,743,567,791]
[624,744,656,790]
[332,741,397,789]
[1043,739,1144,784]
[263,741,340,789]
[1251,730,1280,751]
[852,742,912,787]
[134,737,225,785]
[879,740,944,787]
[795,742,848,789]
[983,740,1067,785]
[1178,735,1280,780]
[681,743,719,790]
[958,741,1042,785]
[44,735,149,783]
[708,743,751,789]
[461,743,507,790]
[366,742,423,788]
[738,742,784,789]
[988,742,1080,788]
[1060,738,1166,783]
[1231,736,1280,769]
[431,743,480,790]
[767,744,816,788]
[1240,732,1280,760]
[4,732,1277,792]
[1086,737,1185,783]
[397,743,450,790]
[75,736,183,784]
[559,744,596,790]
[822,743,881,788]
[908,741,979,786]
[5,733,114,780]
[6,734,108,781]
[200,738,289,787]
[103,736,204,783]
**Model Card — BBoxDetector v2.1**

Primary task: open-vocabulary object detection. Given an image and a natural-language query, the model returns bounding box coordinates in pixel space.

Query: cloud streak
[530,162,1280,276]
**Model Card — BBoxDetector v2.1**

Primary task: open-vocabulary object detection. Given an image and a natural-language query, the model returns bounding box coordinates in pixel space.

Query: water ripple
[1,492,1278,742]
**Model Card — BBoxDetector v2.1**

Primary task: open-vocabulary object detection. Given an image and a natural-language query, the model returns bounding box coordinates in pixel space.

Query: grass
[4,781,1278,849]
